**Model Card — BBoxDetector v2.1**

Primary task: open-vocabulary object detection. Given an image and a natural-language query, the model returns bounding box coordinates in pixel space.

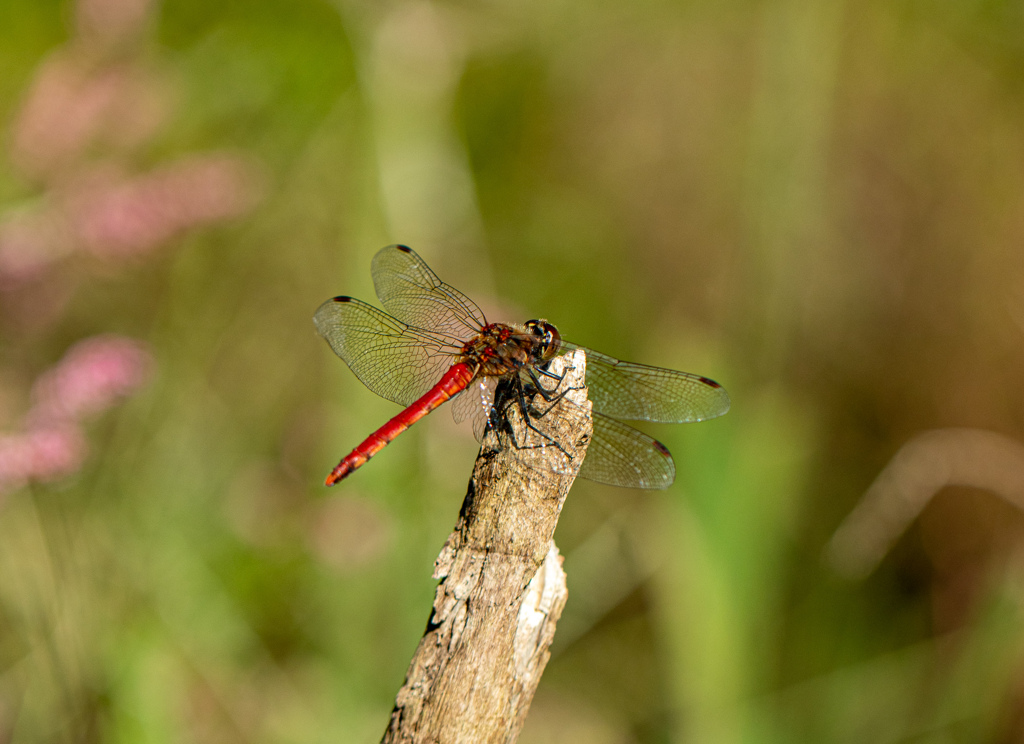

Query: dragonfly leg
[532,356,576,390]
[534,365,566,385]
[488,376,573,461]
[522,366,586,416]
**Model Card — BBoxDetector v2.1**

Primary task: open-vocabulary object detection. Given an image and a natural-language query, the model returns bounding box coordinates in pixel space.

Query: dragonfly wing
[578,413,676,489]
[451,376,495,440]
[562,343,730,423]
[372,245,488,340]
[314,296,460,407]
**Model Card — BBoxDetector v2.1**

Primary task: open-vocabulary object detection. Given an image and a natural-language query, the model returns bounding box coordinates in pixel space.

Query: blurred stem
[741,0,845,376]
[653,393,816,744]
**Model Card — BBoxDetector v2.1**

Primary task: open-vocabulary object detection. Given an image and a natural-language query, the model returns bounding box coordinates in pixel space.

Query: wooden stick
[381,350,592,744]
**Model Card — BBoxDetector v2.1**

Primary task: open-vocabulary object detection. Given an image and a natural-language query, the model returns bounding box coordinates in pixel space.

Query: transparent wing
[560,342,731,423]
[490,366,676,489]
[372,244,488,340]
[578,413,676,489]
[451,376,495,442]
[313,296,462,407]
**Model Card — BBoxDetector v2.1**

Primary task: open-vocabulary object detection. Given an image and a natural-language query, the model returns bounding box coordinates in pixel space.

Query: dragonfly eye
[526,319,561,361]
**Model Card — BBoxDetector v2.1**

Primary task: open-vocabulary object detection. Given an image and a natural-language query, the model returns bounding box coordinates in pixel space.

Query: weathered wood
[382,350,592,744]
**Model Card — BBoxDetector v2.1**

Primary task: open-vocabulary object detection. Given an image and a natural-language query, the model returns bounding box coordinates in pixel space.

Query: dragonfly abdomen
[325,362,476,485]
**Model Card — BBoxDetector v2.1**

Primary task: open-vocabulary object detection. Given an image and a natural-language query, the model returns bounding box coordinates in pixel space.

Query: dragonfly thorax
[459,320,562,378]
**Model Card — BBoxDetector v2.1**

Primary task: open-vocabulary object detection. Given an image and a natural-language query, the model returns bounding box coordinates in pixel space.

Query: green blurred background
[3,0,1024,741]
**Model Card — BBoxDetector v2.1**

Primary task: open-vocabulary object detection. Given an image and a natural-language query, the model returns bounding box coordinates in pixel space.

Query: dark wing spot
[333,296,353,303]
[652,439,672,456]
[700,376,722,388]
[396,245,412,253]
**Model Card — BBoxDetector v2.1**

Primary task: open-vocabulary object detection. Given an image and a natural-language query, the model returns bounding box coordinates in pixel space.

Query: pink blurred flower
[2,0,260,287]
[0,425,86,495]
[0,0,259,502]
[11,55,130,179]
[10,0,167,181]
[0,204,74,286]
[0,155,260,286]
[28,335,153,425]
[0,335,152,496]
[75,0,154,46]
[66,155,262,259]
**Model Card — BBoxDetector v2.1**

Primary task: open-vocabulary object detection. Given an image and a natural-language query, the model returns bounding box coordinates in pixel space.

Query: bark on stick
[382,350,592,744]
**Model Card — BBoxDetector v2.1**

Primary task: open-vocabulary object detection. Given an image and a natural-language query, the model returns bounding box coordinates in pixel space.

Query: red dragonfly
[314,245,729,489]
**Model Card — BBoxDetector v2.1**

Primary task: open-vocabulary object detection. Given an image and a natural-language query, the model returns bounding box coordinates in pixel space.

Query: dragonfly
[313,245,730,489]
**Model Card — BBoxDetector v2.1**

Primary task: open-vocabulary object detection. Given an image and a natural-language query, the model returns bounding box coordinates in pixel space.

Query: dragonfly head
[525,319,561,361]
